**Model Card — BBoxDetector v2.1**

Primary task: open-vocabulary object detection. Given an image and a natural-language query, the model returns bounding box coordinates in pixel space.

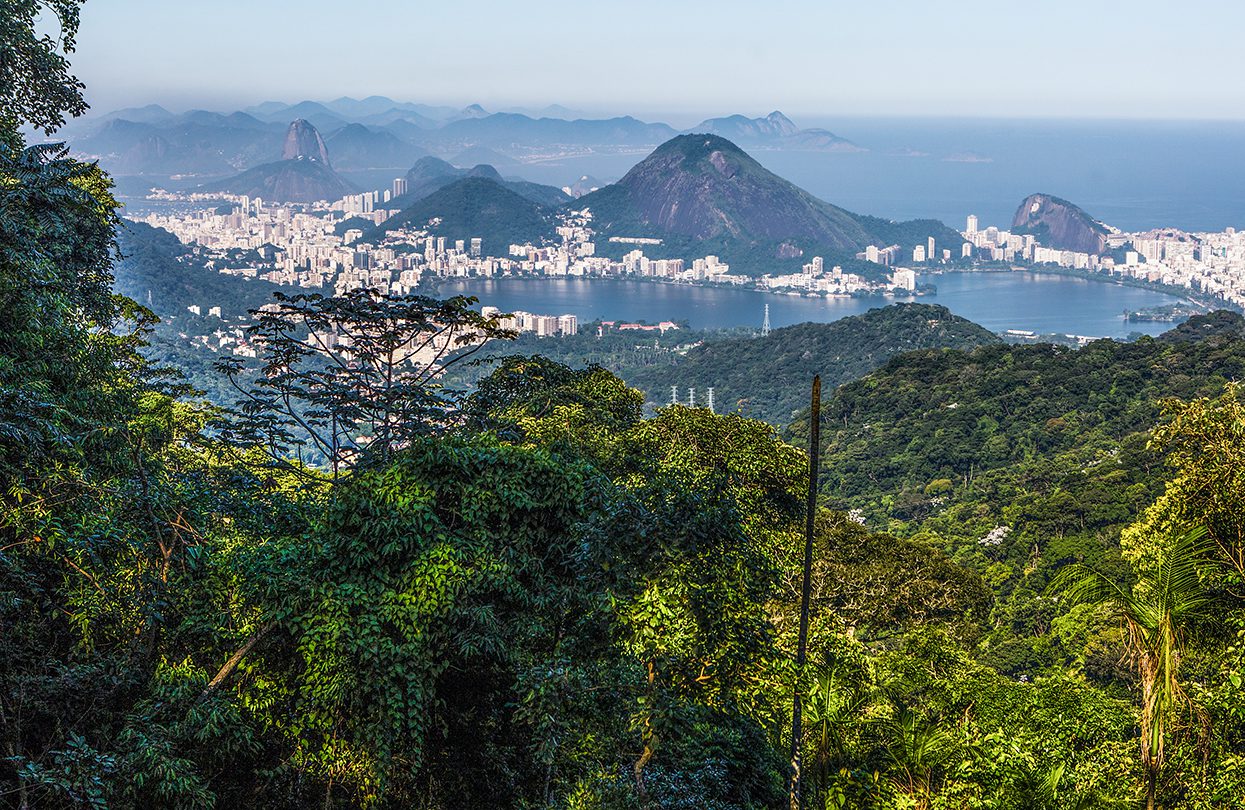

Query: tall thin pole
[788,375,821,810]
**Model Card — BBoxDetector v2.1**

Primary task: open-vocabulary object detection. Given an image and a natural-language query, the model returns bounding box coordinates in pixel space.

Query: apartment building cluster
[759,255,917,295]
[141,188,763,299]
[481,306,578,337]
[959,214,1245,307]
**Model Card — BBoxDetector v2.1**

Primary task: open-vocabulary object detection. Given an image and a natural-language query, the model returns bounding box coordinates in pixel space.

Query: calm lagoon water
[436,271,1189,339]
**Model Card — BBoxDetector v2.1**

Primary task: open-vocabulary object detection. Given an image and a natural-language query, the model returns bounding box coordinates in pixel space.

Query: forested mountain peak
[575,134,960,270]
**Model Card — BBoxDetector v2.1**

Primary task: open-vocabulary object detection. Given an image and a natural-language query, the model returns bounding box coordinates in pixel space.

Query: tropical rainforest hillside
[625,303,1001,424]
[114,221,294,317]
[787,309,1245,685]
[5,6,1245,810]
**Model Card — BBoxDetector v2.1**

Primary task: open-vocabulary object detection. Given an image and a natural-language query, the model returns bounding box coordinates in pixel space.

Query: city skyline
[67,0,1245,121]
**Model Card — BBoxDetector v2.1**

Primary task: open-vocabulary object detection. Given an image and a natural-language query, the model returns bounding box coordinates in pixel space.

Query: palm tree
[1050,525,1212,810]
[803,662,870,800]
[871,707,957,810]
[1008,762,1128,810]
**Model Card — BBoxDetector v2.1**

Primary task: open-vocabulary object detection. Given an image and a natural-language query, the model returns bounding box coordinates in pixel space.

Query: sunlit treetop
[1,0,88,138]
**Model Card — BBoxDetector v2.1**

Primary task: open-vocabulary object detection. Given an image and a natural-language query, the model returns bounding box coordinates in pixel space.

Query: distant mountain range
[692,111,859,152]
[61,98,863,179]
[73,111,282,175]
[75,103,966,274]
[324,123,428,170]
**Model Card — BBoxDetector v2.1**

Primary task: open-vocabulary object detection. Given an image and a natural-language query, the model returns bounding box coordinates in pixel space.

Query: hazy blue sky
[69,0,1245,120]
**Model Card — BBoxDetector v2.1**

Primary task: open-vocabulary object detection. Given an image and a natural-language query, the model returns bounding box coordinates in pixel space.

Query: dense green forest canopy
[5,5,1245,809]
[624,303,1000,424]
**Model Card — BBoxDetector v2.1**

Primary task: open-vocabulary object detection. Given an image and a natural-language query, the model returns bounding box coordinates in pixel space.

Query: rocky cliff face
[1011,193,1108,255]
[281,119,331,165]
[204,118,359,202]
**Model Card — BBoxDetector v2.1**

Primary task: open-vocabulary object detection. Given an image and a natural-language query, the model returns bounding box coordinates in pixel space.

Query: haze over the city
[70,0,1245,120]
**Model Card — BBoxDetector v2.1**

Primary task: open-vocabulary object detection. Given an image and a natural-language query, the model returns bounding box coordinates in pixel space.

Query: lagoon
[435,271,1190,338]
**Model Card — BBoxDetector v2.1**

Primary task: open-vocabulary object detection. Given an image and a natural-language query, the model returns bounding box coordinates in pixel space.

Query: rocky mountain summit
[1011,193,1109,254]
[281,118,332,165]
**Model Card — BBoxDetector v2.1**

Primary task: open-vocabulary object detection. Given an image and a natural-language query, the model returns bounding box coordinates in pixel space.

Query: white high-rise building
[966,214,979,234]
[892,268,917,291]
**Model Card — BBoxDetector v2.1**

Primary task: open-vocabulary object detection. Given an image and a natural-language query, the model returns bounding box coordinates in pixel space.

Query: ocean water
[503,117,1245,233]
[436,272,1186,338]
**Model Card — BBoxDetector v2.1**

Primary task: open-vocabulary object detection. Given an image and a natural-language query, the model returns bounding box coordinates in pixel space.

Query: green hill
[785,311,1245,675]
[373,176,554,251]
[627,303,1001,425]
[114,221,292,318]
[393,156,571,208]
[573,134,962,273]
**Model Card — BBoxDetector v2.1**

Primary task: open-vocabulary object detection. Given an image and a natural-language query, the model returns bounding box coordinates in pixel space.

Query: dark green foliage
[0,0,87,136]
[805,315,1245,510]
[782,316,1245,683]
[8,13,1245,805]
[627,303,1001,425]
[213,288,516,474]
[0,139,133,465]
[283,438,600,805]
[803,513,992,641]
[372,176,555,251]
[113,221,293,318]
[462,354,645,457]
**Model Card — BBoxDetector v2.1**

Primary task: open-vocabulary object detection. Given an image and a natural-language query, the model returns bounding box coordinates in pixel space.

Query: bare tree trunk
[201,622,276,697]
[788,376,821,810]
[634,660,656,799]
